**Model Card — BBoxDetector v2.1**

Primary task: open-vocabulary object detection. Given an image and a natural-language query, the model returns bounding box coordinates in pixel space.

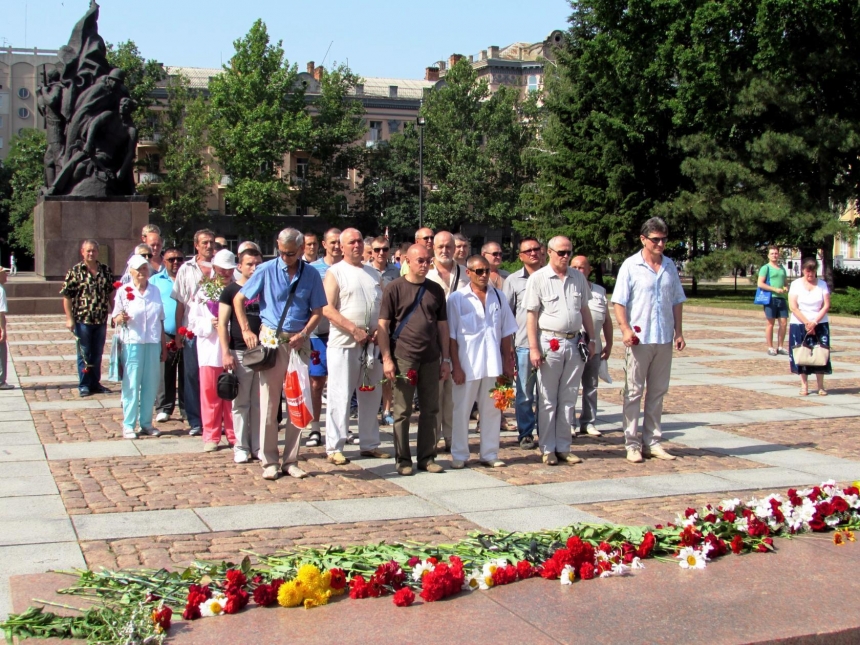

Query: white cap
[128,255,149,271]
[213,249,237,270]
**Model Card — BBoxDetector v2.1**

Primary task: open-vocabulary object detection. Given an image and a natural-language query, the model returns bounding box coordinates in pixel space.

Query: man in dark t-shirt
[218,248,263,463]
[378,244,452,476]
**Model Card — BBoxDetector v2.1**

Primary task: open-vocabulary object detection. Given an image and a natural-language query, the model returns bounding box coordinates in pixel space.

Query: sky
[2,0,572,79]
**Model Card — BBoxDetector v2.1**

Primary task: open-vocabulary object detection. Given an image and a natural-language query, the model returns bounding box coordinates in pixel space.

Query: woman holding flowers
[189,249,237,452]
[788,257,831,396]
[111,254,167,439]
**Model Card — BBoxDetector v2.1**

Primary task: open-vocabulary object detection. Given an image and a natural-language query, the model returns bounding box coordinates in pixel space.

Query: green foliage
[138,74,210,246]
[0,161,12,247]
[685,248,763,290]
[832,266,860,290]
[105,40,166,137]
[1,130,46,255]
[207,20,311,239]
[830,287,860,316]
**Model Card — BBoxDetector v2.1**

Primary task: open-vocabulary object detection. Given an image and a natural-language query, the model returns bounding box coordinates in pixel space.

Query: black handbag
[241,262,303,372]
[217,371,239,400]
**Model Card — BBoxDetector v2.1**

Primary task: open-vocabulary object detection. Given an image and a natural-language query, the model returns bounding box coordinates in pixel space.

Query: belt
[540,329,582,340]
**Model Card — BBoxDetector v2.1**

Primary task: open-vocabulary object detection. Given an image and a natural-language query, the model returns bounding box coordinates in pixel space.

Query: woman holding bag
[112,255,167,439]
[788,257,831,396]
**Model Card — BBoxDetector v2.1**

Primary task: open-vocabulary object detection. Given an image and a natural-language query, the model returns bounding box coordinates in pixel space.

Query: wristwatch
[442,358,452,365]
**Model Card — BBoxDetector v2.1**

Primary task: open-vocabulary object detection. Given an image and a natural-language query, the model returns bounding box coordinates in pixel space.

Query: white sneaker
[234,449,250,464]
[582,424,602,437]
[156,412,169,422]
[122,427,138,439]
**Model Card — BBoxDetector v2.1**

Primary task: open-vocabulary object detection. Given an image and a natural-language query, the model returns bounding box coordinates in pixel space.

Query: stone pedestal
[34,196,150,280]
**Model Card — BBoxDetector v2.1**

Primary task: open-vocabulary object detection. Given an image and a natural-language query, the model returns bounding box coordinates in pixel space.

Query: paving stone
[0,475,58,498]
[134,438,202,456]
[0,445,45,462]
[45,441,140,460]
[0,461,52,479]
[0,399,31,412]
[705,467,820,489]
[0,421,36,434]
[625,472,739,497]
[362,461,510,494]
[195,501,333,531]
[0,495,68,519]
[73,509,210,540]
[463,505,607,532]
[527,479,659,505]
[311,495,449,523]
[1,431,42,446]
[0,519,78,546]
[0,410,36,422]
[0,543,85,620]
[29,400,104,411]
[428,486,557,514]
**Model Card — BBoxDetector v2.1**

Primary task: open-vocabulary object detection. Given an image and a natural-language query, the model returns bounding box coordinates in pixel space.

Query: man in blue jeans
[502,236,542,449]
[61,239,116,397]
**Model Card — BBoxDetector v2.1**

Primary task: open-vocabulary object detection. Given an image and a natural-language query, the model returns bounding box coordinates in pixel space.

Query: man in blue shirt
[235,228,327,480]
[151,247,185,423]
[612,217,687,464]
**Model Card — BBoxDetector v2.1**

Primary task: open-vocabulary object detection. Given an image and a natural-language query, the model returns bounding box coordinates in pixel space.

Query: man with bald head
[378,244,451,476]
[482,241,508,290]
[426,231,469,451]
[322,229,390,465]
[525,236,596,465]
[570,255,613,437]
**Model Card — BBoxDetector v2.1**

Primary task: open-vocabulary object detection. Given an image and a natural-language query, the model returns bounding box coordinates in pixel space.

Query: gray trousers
[0,338,6,385]
[232,349,261,459]
[578,354,600,427]
[436,377,453,444]
[622,343,673,450]
[536,336,585,455]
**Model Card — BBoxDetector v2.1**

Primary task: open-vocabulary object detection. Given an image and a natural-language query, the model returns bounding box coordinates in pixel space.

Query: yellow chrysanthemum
[303,590,331,609]
[321,571,332,589]
[277,581,303,608]
[296,564,322,590]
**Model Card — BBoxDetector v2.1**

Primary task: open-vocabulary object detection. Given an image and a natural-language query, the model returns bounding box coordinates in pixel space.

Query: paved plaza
[3,308,860,631]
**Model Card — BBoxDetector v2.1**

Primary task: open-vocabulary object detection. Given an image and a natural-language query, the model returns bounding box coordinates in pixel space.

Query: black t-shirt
[379,277,447,362]
[220,281,261,351]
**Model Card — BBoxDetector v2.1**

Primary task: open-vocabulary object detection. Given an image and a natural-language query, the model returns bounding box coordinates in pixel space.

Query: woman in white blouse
[788,257,831,396]
[112,255,168,438]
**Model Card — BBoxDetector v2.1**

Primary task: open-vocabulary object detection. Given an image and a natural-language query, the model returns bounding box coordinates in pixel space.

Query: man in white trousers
[322,228,391,465]
[525,236,596,465]
[448,255,517,468]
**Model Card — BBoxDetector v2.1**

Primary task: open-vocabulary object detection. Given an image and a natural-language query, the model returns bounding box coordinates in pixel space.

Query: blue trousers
[74,322,106,393]
[121,343,160,430]
[515,347,536,440]
[182,337,202,429]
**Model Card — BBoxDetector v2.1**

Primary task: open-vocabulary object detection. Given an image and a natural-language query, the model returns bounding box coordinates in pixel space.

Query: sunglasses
[520,247,541,255]
[486,251,503,258]
[139,253,153,259]
[550,249,572,257]
[373,247,390,253]
[469,268,490,276]
[420,236,434,241]
[279,250,298,258]
[645,236,667,244]
[164,257,184,264]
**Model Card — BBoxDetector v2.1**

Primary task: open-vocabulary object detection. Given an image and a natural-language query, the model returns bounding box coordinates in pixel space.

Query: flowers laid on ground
[4,482,860,644]
[489,376,516,411]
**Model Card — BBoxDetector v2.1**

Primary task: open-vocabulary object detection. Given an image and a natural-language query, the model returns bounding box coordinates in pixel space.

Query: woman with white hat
[111,254,167,439]
[189,249,237,452]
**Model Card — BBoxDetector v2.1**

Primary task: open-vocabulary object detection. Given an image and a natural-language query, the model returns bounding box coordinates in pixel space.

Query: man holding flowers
[448,255,517,468]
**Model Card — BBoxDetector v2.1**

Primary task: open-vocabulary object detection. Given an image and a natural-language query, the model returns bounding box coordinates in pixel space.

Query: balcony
[137,132,163,148]
[137,172,162,185]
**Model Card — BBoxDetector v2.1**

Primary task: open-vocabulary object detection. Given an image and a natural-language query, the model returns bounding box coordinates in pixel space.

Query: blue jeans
[74,322,106,393]
[182,337,202,429]
[515,347,536,440]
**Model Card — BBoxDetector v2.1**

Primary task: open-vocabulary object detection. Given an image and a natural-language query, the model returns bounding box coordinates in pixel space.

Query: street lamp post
[417,115,425,229]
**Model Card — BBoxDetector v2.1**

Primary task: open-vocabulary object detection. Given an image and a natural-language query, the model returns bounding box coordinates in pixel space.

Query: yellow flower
[321,571,332,589]
[834,532,845,546]
[847,531,856,542]
[303,590,331,609]
[277,581,303,608]
[296,564,322,590]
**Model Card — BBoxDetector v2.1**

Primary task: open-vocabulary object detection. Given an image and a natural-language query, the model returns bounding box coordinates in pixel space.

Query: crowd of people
[56,216,691,479]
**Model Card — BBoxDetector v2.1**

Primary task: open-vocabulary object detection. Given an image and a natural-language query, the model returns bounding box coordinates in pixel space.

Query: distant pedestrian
[758,246,789,356]
[0,268,10,390]
[9,253,17,276]
[60,239,116,397]
[788,258,831,396]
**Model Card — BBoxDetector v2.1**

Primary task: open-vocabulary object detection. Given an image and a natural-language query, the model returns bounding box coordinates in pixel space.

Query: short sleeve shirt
[59,262,115,325]
[759,264,787,299]
[220,281,261,350]
[240,258,326,332]
[789,278,829,325]
[502,266,532,348]
[448,285,518,381]
[0,284,7,314]
[170,258,206,327]
[426,264,469,298]
[379,277,447,363]
[523,265,591,334]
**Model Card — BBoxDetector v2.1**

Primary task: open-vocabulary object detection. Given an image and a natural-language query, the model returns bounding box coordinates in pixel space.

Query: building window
[387,120,400,135]
[369,121,382,142]
[0,137,3,149]
[296,204,308,216]
[18,87,30,99]
[18,107,30,119]
[295,157,308,181]
[527,75,539,93]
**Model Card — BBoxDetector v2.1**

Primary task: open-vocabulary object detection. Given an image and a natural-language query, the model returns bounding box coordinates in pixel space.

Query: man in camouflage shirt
[61,239,116,397]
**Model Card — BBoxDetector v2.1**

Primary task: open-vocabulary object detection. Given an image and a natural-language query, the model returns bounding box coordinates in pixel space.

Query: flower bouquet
[489,376,516,411]
[198,276,225,317]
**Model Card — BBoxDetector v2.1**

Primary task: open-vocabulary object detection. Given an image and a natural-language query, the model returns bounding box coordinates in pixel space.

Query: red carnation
[831,496,850,513]
[329,568,347,591]
[704,533,727,558]
[126,293,135,301]
[185,329,195,340]
[722,510,737,523]
[225,569,247,589]
[393,587,415,607]
[635,531,656,559]
[224,588,249,614]
[252,584,276,607]
[125,286,134,292]
[178,326,188,336]
[349,575,371,599]
[406,369,418,386]
[730,535,745,554]
[491,564,518,586]
[112,281,122,289]
[843,486,859,497]
[310,350,321,365]
[548,338,560,352]
[633,326,641,333]
[579,562,596,580]
[516,561,537,580]
[153,605,172,631]
[407,556,420,567]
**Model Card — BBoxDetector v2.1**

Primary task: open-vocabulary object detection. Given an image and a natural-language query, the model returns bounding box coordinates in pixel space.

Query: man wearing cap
[235,228,326,480]
[172,229,216,436]
[525,235,595,465]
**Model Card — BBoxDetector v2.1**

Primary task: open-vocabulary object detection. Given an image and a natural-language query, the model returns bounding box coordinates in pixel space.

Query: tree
[106,40,166,137]
[207,20,311,240]
[138,74,210,246]
[0,130,47,255]
[295,64,366,221]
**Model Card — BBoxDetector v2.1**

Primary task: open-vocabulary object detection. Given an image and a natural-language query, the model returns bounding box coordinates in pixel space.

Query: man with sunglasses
[525,236,595,465]
[152,247,186,423]
[368,236,401,426]
[503,236,543,450]
[612,217,686,464]
[481,242,509,290]
[235,228,326,480]
[400,227,436,276]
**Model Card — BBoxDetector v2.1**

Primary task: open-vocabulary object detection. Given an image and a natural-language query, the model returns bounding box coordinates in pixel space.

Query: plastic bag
[107,334,123,382]
[598,358,612,384]
[285,349,314,428]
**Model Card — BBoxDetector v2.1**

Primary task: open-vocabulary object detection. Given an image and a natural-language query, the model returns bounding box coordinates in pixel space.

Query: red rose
[393,587,415,607]
[126,293,135,301]
[633,326,641,333]
[831,496,850,513]
[178,326,188,336]
[843,486,859,497]
[185,329,195,340]
[548,338,560,352]
[407,556,420,567]
[722,510,737,523]
[635,531,656,559]
[310,350,321,365]
[112,281,123,289]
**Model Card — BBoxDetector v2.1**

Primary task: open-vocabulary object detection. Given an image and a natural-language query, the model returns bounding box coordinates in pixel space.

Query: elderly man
[362,236,375,264]
[172,228,217,436]
[571,255,613,437]
[426,231,469,451]
[61,239,116,397]
[612,217,686,463]
[214,237,228,252]
[449,255,517,468]
[453,233,470,266]
[378,244,451,476]
[525,236,595,465]
[120,243,159,285]
[307,228,343,446]
[235,228,326,480]
[368,235,401,427]
[144,229,164,275]
[302,232,320,263]
[401,227,435,276]
[152,247,186,422]
[322,229,391,465]
[482,241,508,289]
[503,236,543,449]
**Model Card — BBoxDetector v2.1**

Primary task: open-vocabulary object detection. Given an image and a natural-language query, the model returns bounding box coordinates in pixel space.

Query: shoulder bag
[390,283,427,351]
[753,265,773,306]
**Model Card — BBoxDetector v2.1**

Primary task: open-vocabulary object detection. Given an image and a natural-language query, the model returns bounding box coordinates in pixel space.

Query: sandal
[818,389,828,396]
[799,388,809,396]
[306,431,321,447]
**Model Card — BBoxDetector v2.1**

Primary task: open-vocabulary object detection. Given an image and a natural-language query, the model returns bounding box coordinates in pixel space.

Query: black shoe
[93,384,111,394]
[79,388,91,398]
[519,436,535,450]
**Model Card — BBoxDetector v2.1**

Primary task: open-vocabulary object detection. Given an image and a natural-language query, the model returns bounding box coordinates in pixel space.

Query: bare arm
[0,312,5,343]
[218,302,236,370]
[601,313,614,360]
[378,319,395,380]
[322,272,368,344]
[501,334,514,379]
[232,291,258,349]
[450,337,465,385]
[174,301,186,348]
[527,310,541,369]
[580,304,596,353]
[288,309,321,350]
[673,303,685,351]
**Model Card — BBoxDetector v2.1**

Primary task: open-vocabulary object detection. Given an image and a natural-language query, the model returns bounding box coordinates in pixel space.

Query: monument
[33,0,149,280]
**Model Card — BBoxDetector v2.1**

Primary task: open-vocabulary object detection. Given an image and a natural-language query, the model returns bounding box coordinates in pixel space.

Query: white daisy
[411,560,435,582]
[677,547,707,570]
[560,565,576,585]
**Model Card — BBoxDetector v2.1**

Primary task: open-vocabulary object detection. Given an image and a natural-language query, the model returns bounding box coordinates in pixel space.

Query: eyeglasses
[645,236,667,245]
[279,250,298,258]
[420,236,433,241]
[549,248,572,257]
[139,253,153,259]
[486,251,503,258]
[520,246,541,255]
[469,268,489,276]
[373,247,390,253]
[164,257,184,264]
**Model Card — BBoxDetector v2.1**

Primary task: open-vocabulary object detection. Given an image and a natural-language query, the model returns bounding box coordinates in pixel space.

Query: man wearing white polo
[525,236,595,465]
[449,255,517,468]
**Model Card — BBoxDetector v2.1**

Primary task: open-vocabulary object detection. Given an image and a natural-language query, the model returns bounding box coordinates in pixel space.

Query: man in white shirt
[322,229,391,465]
[571,256,613,437]
[426,231,469,451]
[525,236,595,465]
[449,255,517,468]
